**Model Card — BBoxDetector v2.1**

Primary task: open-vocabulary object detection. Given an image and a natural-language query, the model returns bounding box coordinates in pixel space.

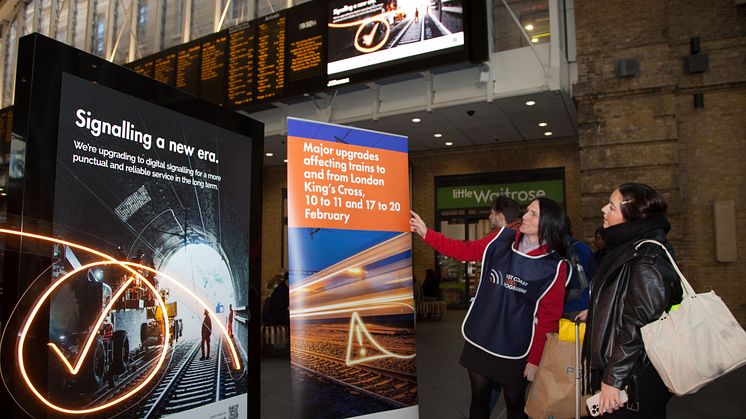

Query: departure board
[285,2,325,96]
[255,12,286,102]
[153,52,177,86]
[200,33,228,105]
[176,44,201,96]
[227,23,255,107]
[132,59,155,78]
[121,1,485,112]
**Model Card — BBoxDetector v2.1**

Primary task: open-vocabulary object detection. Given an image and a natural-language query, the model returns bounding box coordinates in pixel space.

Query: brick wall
[261,165,286,306]
[574,0,746,322]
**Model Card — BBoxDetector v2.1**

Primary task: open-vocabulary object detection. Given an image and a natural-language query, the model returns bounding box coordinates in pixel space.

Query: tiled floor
[261,309,746,418]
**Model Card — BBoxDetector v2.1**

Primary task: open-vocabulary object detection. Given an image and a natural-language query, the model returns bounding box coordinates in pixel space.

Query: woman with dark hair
[410,197,569,419]
[579,183,682,418]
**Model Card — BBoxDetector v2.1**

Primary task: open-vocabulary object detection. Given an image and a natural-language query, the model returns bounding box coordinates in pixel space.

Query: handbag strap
[634,240,696,299]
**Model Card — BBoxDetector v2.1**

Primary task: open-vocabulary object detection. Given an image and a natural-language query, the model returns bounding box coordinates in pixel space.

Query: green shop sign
[437,180,564,209]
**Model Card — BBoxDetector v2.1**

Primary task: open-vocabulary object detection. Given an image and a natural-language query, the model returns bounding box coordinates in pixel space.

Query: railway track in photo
[133,336,239,418]
[292,347,417,407]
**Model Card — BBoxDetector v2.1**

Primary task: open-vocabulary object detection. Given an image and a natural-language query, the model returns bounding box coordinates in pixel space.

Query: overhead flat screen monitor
[327,0,485,85]
[1,33,262,419]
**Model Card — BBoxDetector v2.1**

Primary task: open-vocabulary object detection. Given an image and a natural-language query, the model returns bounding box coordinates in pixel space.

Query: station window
[495,0,550,52]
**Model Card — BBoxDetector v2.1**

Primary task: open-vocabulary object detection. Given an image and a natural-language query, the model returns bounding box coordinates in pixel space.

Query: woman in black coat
[579,183,682,418]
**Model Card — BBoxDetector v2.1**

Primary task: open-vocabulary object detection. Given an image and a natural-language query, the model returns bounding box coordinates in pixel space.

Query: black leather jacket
[585,227,682,392]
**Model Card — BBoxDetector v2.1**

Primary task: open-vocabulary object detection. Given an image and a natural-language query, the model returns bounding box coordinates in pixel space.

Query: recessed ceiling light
[411,118,421,123]
[265,152,274,157]
[538,122,548,127]
[544,131,553,136]
[524,24,534,31]
[433,133,442,138]
[531,38,539,43]
[525,100,536,106]
[284,159,288,163]
[445,141,453,146]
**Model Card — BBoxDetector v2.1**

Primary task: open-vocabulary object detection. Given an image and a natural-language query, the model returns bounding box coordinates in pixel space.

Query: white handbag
[637,240,746,396]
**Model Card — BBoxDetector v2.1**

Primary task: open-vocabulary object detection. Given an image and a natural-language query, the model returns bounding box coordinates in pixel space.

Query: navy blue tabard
[462,227,565,359]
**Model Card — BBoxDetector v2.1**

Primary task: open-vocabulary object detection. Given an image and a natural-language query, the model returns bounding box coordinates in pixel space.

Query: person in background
[412,275,423,303]
[201,309,212,360]
[227,303,234,338]
[563,215,596,318]
[421,268,441,301]
[411,197,570,419]
[580,183,682,417]
[265,271,290,326]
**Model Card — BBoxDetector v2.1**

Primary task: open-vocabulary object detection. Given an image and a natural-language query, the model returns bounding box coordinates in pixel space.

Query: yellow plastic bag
[558,318,585,343]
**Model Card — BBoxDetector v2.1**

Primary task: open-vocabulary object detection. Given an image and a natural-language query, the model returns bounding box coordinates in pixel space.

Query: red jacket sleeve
[422,228,499,262]
[527,260,568,365]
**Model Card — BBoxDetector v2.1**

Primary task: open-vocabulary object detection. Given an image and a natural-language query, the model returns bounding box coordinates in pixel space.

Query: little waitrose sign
[437,180,564,209]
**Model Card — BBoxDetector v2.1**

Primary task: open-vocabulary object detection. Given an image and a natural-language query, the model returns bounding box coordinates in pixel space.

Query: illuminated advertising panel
[327,0,466,81]
[0,34,263,419]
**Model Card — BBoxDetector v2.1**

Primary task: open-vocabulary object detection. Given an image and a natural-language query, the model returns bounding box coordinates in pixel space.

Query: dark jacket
[583,214,682,395]
[264,281,290,326]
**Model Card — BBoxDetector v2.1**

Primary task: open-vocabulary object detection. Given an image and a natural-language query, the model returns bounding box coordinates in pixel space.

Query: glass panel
[91,8,106,57]
[111,0,138,64]
[255,0,285,18]
[40,0,52,36]
[71,0,88,49]
[220,0,252,28]
[56,0,69,42]
[162,0,183,49]
[190,0,213,39]
[493,0,550,52]
[111,0,133,63]
[2,21,17,106]
[135,0,157,58]
[22,2,35,36]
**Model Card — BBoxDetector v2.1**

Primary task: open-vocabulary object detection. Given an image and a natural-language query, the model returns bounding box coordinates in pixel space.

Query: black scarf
[582,213,671,394]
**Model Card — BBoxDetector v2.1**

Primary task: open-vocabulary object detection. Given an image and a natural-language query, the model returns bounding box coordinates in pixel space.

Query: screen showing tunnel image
[287,118,417,418]
[45,72,252,418]
[327,0,465,76]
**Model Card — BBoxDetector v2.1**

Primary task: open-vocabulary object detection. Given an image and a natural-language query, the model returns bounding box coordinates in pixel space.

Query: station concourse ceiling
[261,90,577,166]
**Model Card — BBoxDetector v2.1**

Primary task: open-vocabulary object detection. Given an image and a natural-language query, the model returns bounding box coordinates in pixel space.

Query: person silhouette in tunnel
[227,303,234,338]
[201,309,212,360]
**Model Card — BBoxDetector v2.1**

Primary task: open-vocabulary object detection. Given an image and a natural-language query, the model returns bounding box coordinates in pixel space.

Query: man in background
[201,309,212,360]
[227,303,234,338]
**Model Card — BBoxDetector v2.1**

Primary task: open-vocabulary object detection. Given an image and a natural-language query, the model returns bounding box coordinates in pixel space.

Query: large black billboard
[0,34,263,419]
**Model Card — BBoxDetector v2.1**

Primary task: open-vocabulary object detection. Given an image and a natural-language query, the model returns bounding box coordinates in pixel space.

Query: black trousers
[603,367,671,419]
[468,370,527,419]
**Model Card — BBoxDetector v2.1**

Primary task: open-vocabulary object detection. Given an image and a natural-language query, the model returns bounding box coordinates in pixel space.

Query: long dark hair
[535,197,568,259]
[617,183,667,222]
